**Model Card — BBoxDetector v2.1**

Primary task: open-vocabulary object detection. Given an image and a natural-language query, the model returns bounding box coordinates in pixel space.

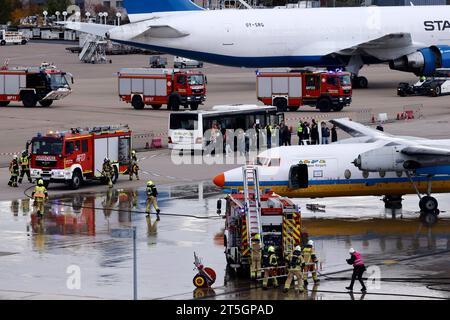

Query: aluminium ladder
[242,165,263,250]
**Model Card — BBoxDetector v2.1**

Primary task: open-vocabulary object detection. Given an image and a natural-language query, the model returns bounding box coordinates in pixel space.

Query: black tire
[356,76,368,89]
[190,103,199,110]
[0,101,10,107]
[168,96,180,111]
[273,98,287,112]
[333,104,345,111]
[317,98,332,112]
[0,40,5,46]
[21,40,27,45]
[38,100,53,107]
[419,196,438,212]
[21,91,37,108]
[193,274,207,288]
[131,95,145,110]
[70,170,82,190]
[151,104,162,110]
[288,106,299,112]
[434,85,441,97]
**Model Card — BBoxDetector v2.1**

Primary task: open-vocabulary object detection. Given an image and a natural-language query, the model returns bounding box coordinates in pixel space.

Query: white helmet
[308,240,314,246]
[13,154,18,159]
[349,248,355,254]
[295,245,302,251]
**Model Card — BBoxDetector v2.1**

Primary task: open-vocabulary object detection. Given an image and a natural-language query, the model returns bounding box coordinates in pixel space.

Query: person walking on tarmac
[32,179,48,218]
[283,245,306,293]
[346,248,367,292]
[146,181,160,221]
[8,155,20,187]
[18,150,32,184]
[129,150,140,181]
[102,158,114,188]
[303,240,320,286]
[250,233,262,279]
[262,246,279,290]
[297,122,304,145]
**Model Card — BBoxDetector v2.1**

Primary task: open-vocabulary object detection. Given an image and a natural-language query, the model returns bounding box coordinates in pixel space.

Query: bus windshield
[170,114,198,130]
[32,138,63,155]
[188,75,204,85]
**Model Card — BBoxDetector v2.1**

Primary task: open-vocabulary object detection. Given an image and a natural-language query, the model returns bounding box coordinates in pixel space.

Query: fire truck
[0,30,28,46]
[256,68,352,112]
[29,125,132,189]
[0,62,72,107]
[217,166,306,278]
[118,68,206,111]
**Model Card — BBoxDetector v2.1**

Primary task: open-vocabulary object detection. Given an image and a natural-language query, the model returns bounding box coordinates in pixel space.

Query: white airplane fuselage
[110,6,450,68]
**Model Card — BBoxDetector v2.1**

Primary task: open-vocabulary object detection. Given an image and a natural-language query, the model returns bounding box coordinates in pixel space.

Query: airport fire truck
[256,68,352,112]
[118,68,206,111]
[0,30,28,46]
[218,166,306,278]
[29,125,132,189]
[0,62,72,107]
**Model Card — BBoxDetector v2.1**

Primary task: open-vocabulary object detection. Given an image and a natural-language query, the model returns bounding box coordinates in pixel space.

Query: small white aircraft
[213,118,450,217]
[63,0,450,87]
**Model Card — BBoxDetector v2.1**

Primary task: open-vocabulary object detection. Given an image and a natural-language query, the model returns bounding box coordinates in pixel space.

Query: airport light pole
[116,12,122,26]
[55,11,60,22]
[98,12,104,24]
[103,12,109,25]
[62,11,67,22]
[43,11,48,26]
[85,12,91,23]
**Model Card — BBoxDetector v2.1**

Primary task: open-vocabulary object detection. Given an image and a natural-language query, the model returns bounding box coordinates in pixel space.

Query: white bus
[168,105,283,151]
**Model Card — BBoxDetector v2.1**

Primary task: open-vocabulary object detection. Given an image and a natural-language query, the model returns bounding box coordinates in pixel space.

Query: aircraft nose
[213,173,225,188]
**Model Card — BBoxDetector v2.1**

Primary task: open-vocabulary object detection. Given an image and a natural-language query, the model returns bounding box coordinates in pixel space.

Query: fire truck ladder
[242,165,263,249]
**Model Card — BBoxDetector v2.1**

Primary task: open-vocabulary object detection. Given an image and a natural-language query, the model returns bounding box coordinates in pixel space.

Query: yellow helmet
[132,150,136,155]
[147,180,154,186]
[38,179,44,186]
[268,246,275,253]
[253,233,260,240]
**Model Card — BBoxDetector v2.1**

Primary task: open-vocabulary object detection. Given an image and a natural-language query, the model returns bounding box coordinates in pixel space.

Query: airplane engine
[389,45,450,76]
[353,146,410,172]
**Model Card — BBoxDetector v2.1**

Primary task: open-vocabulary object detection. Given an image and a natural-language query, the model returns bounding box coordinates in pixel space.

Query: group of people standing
[297,119,338,145]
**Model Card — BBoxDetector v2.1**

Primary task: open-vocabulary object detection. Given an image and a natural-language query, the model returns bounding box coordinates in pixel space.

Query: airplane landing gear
[419,196,438,213]
[352,76,368,89]
[406,172,440,217]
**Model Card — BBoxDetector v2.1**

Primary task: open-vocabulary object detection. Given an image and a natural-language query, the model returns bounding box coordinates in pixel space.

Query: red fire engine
[218,166,306,278]
[118,68,206,111]
[0,62,72,107]
[29,125,132,189]
[256,68,352,112]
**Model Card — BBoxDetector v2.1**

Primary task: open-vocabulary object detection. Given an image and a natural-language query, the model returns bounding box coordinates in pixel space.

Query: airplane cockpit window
[256,157,269,166]
[256,157,280,166]
[269,158,280,166]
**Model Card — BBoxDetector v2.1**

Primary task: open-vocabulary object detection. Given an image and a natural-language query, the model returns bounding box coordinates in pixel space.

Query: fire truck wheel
[193,274,207,288]
[39,100,53,107]
[0,101,10,107]
[21,91,37,108]
[131,95,145,110]
[70,171,82,190]
[151,104,162,110]
[190,103,199,110]
[169,96,180,111]
[0,40,5,46]
[288,106,299,112]
[317,98,332,112]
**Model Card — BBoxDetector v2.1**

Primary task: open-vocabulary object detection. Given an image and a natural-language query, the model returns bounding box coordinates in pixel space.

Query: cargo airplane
[213,118,450,217]
[63,0,450,88]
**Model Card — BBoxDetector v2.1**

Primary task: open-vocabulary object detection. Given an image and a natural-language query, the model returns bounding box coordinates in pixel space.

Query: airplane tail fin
[123,0,204,15]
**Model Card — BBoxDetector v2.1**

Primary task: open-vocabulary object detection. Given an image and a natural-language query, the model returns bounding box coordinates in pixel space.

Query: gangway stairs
[242,165,263,250]
[79,34,108,64]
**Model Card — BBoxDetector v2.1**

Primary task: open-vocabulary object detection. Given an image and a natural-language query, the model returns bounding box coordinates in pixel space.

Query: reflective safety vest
[353,252,364,266]
[146,185,158,197]
[269,253,278,267]
[297,124,303,134]
[20,156,30,167]
[33,186,47,201]
[302,246,318,266]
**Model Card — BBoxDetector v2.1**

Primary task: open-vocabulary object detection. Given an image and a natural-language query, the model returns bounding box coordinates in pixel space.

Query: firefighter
[8,155,20,187]
[146,180,160,221]
[102,158,114,188]
[303,240,320,286]
[250,233,262,279]
[297,122,304,145]
[262,245,278,290]
[283,245,305,293]
[32,179,48,218]
[18,150,32,184]
[129,150,140,181]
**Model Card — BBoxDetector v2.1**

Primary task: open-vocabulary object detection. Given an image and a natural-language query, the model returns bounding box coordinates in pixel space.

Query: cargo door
[222,23,235,47]
[94,138,107,177]
[288,164,309,189]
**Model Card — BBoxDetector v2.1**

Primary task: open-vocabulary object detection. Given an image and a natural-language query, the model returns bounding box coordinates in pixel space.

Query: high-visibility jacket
[9,160,19,176]
[268,253,278,267]
[146,185,158,197]
[32,186,48,202]
[302,246,318,266]
[102,162,113,175]
[288,251,305,271]
[20,155,30,168]
[297,124,303,135]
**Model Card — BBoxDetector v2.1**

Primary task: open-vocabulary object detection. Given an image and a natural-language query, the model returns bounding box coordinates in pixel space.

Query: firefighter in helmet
[32,179,48,218]
[146,181,160,221]
[303,240,320,286]
[129,150,140,181]
[262,245,278,290]
[283,245,305,293]
[102,158,114,188]
[8,155,20,187]
[250,233,262,279]
[18,150,32,184]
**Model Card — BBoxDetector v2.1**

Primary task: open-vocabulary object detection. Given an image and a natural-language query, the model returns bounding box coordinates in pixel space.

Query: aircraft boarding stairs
[79,34,108,64]
[242,166,263,251]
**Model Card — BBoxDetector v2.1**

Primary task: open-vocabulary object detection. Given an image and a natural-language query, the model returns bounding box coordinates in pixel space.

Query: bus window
[170,114,198,130]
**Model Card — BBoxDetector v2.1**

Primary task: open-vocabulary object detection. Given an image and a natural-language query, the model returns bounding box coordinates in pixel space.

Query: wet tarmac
[0,182,450,300]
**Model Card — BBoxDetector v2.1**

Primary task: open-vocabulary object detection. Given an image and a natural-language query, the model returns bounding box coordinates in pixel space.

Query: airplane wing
[401,145,450,156]
[329,118,390,139]
[59,22,115,37]
[334,33,416,61]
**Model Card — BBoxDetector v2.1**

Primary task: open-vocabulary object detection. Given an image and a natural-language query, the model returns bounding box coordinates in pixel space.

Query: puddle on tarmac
[0,183,449,300]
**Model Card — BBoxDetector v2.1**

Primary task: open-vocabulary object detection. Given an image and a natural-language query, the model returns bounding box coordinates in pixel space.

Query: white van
[174,56,203,69]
